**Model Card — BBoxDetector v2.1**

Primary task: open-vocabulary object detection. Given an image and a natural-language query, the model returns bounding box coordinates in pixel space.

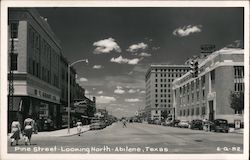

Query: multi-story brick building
[8,8,62,129]
[172,48,244,123]
[8,8,87,130]
[145,64,190,121]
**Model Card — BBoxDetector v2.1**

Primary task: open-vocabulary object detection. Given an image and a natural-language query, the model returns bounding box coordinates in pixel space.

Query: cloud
[79,77,88,82]
[96,96,116,104]
[127,42,148,52]
[140,90,146,94]
[138,52,151,57]
[93,65,103,69]
[173,25,202,37]
[110,55,141,65]
[152,46,160,50]
[125,98,141,102]
[128,89,136,93]
[93,38,121,54]
[97,91,103,94]
[114,86,125,94]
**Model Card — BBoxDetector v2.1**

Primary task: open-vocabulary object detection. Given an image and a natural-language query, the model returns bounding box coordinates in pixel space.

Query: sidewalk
[229,128,244,134]
[33,125,90,137]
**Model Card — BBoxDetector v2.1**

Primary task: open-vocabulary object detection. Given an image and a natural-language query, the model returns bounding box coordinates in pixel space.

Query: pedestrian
[122,119,127,128]
[10,117,21,146]
[33,120,38,134]
[203,118,208,132]
[23,115,34,145]
[76,119,83,136]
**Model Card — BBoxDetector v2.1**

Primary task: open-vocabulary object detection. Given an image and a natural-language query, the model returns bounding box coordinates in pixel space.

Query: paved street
[8,122,243,154]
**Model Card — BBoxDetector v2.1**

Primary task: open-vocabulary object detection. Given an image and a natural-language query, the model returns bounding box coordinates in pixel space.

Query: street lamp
[68,59,88,134]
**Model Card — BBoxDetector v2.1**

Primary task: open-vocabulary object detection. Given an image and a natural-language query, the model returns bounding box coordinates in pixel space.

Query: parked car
[153,119,161,125]
[210,119,229,133]
[178,120,190,128]
[171,119,181,127]
[90,118,106,130]
[189,119,203,130]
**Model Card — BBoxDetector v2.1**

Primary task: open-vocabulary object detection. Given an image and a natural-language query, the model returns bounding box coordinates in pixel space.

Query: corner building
[145,65,190,121]
[172,48,244,123]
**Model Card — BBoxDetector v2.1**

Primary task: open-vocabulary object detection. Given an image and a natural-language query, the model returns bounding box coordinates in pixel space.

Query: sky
[37,7,244,118]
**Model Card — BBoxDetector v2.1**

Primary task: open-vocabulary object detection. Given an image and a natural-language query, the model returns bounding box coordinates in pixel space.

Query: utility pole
[9,38,14,112]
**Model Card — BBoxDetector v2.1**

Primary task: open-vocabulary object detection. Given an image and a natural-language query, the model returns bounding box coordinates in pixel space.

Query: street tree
[229,91,244,114]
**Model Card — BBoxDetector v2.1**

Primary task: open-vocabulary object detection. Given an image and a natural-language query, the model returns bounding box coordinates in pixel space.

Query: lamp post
[68,59,88,134]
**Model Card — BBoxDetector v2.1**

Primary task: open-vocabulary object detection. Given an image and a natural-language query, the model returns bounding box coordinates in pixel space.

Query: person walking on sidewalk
[23,115,34,145]
[76,119,83,136]
[122,119,127,128]
[10,117,21,146]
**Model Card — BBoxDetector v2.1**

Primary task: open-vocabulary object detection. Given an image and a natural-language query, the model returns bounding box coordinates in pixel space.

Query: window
[11,53,18,70]
[155,89,158,92]
[201,106,206,115]
[191,108,194,116]
[197,91,199,100]
[196,79,200,89]
[155,110,158,114]
[234,66,244,78]
[180,110,182,116]
[196,107,200,115]
[234,83,244,92]
[187,109,189,116]
[202,90,205,99]
[201,75,205,87]
[155,84,158,87]
[32,60,36,75]
[10,22,19,38]
[211,70,215,84]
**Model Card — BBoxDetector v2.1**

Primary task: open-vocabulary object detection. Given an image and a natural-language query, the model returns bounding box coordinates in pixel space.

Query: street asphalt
[8,122,243,154]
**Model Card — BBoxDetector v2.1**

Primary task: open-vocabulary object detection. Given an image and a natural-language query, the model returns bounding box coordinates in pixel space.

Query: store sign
[32,88,60,103]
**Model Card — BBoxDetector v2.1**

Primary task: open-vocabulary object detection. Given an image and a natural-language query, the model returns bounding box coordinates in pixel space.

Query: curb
[60,129,90,137]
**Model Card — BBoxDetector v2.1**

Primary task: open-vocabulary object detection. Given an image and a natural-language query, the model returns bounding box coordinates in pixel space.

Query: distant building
[73,96,96,124]
[145,64,190,121]
[173,48,244,123]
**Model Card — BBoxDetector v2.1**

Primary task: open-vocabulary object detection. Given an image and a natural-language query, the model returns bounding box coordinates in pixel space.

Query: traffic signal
[194,61,198,77]
[189,60,198,78]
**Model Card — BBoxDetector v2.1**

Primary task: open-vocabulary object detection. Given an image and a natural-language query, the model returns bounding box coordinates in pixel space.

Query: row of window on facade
[153,68,189,73]
[180,89,205,104]
[155,78,175,83]
[179,75,206,95]
[155,89,171,93]
[155,73,184,78]
[155,110,171,114]
[155,83,172,88]
[179,106,206,117]
[155,104,171,108]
